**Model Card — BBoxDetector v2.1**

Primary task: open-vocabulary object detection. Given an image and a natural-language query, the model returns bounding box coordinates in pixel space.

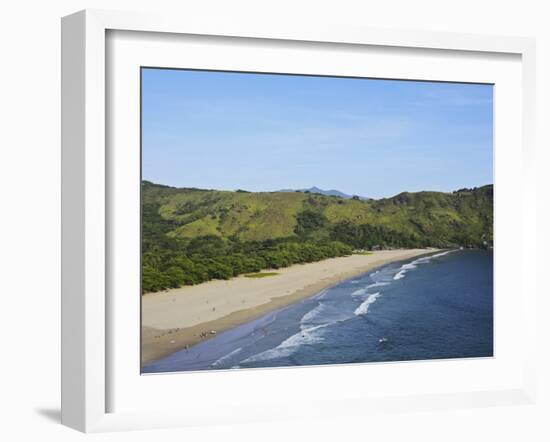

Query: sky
[141,68,493,199]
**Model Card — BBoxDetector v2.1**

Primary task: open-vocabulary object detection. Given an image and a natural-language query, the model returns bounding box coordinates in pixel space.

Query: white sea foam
[352,281,389,297]
[211,347,243,367]
[413,255,432,264]
[301,303,327,323]
[350,280,360,284]
[413,250,454,265]
[431,250,454,259]
[354,292,381,315]
[242,324,329,363]
[393,250,456,280]
[394,261,417,280]
[247,294,360,363]
[367,281,389,288]
[301,302,352,325]
[393,269,406,280]
[248,295,365,363]
[312,289,329,300]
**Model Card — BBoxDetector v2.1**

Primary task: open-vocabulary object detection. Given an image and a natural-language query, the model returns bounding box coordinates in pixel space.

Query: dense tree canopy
[142,220,353,292]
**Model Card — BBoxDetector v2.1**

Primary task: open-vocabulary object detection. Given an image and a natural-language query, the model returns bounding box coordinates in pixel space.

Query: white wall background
[0,1,548,440]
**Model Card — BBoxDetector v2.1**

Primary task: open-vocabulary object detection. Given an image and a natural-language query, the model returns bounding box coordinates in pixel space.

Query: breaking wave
[241,324,329,363]
[301,302,353,326]
[393,250,455,280]
[366,281,390,289]
[354,292,382,315]
[352,281,389,297]
[351,288,367,296]
[211,347,243,367]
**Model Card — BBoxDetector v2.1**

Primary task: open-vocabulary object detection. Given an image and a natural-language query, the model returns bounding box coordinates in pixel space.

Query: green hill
[141,181,493,292]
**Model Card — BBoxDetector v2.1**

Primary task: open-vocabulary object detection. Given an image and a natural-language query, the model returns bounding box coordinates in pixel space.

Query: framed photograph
[61,9,537,432]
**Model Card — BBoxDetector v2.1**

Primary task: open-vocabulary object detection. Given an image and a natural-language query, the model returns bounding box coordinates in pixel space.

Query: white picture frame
[61,9,538,433]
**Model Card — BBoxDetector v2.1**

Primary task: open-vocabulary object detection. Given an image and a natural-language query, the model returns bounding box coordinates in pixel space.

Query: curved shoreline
[141,248,440,365]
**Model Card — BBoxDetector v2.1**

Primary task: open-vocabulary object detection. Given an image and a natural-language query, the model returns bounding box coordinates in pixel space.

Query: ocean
[142,249,493,374]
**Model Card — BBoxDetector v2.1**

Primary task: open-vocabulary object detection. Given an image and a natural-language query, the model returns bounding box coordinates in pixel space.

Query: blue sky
[142,68,493,199]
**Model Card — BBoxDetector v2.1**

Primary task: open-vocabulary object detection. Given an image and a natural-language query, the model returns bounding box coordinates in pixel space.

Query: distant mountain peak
[278,186,370,200]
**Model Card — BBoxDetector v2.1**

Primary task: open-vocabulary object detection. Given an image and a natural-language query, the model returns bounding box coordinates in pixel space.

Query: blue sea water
[142,249,493,374]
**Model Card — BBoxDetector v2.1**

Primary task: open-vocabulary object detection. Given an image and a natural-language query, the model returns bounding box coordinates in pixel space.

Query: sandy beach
[142,248,438,365]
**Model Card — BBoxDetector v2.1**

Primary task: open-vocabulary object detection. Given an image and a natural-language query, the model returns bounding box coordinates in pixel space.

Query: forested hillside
[142,181,493,292]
